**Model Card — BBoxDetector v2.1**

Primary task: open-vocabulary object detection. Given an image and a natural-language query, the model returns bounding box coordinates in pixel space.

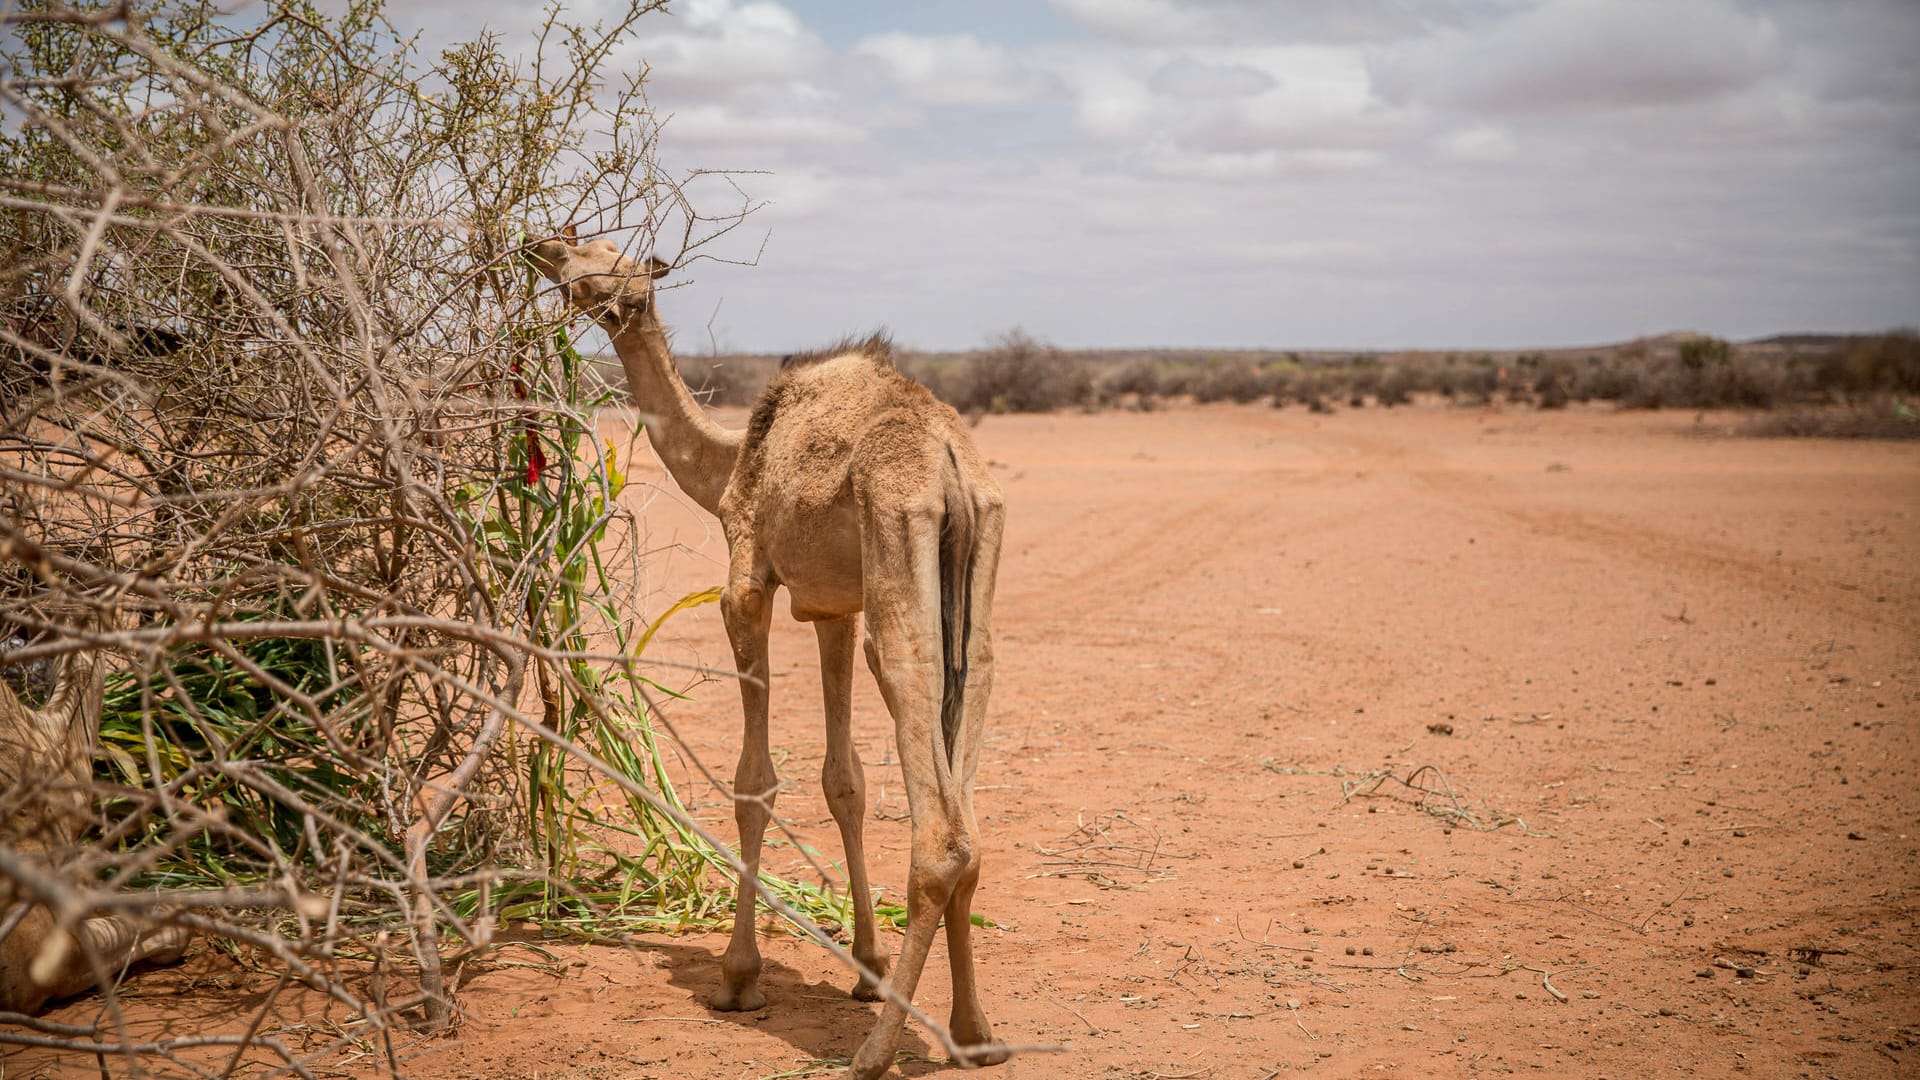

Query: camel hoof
[850,977,884,1002]
[707,984,766,1012]
[846,1048,892,1080]
[951,1012,1007,1066]
[960,1042,1011,1068]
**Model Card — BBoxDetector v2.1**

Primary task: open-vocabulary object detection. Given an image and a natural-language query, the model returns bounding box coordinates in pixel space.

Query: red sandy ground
[21,402,1920,1079]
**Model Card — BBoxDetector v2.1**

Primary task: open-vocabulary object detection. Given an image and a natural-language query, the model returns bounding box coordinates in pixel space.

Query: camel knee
[953,849,982,892]
[720,584,770,655]
[909,836,976,906]
[821,755,864,810]
[732,772,776,828]
[720,581,766,625]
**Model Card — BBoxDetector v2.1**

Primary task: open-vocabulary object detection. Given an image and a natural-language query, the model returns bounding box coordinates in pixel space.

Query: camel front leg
[711,569,776,1013]
[816,616,889,1000]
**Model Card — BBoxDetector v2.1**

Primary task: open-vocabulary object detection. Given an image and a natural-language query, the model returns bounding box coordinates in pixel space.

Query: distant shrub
[677,356,774,407]
[1261,361,1301,404]
[1101,358,1158,397]
[1191,361,1269,404]
[1345,366,1381,407]
[1570,356,1635,402]
[1679,336,1732,371]
[1376,366,1419,407]
[1530,359,1572,409]
[1701,356,1784,408]
[1621,367,1688,409]
[1617,337,1784,409]
[945,329,1092,413]
[1746,398,1918,439]
[1452,365,1499,406]
[900,330,1918,419]
[1819,330,1920,397]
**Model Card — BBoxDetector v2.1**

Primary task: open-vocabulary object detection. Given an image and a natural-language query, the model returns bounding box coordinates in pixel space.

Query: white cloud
[850,32,1054,106]
[662,104,865,147]
[1149,145,1381,181]
[1040,41,1389,161]
[1774,0,1920,106]
[1149,56,1276,100]
[1371,0,1784,113]
[633,0,829,96]
[362,1,1920,350]
[1046,57,1160,141]
[1439,123,1518,162]
[1048,0,1479,45]
[1046,0,1212,42]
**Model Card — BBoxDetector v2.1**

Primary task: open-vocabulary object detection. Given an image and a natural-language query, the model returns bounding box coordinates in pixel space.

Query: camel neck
[606,311,740,516]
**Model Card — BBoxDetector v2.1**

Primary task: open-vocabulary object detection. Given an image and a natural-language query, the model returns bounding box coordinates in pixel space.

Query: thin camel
[528,232,1007,1080]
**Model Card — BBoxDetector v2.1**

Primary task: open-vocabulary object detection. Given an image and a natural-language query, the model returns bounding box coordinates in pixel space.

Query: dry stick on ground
[1232,915,1318,954]
[1341,763,1546,835]
[1030,809,1191,887]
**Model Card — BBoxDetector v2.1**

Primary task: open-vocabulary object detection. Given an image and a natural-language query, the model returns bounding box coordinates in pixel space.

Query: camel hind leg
[848,502,980,1080]
[940,488,1005,1061]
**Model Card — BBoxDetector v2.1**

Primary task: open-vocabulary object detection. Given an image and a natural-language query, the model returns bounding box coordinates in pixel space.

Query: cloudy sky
[410,0,1918,351]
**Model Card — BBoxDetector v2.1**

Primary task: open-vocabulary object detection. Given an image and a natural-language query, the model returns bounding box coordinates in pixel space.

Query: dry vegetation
[0,2,870,1074]
[679,330,1920,436]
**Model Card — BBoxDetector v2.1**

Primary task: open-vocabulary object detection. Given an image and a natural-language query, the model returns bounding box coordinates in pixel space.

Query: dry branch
[0,2,957,1075]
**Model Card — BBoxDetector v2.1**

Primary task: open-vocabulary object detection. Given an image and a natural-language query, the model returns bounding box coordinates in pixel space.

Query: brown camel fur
[1,642,189,1013]
[527,234,1007,1079]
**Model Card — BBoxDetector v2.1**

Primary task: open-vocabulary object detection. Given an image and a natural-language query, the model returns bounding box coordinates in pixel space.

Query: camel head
[524,231,671,331]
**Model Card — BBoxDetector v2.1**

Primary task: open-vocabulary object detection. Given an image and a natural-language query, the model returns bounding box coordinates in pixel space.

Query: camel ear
[561,223,579,241]
[645,255,671,280]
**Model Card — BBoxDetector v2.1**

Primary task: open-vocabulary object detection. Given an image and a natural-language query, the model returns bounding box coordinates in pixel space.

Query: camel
[1,635,190,1013]
[527,233,1007,1080]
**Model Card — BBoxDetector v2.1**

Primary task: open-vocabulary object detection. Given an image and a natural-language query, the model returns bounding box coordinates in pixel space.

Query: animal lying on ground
[1,635,189,1013]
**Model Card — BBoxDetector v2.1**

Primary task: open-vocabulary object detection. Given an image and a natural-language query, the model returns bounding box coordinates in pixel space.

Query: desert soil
[23,402,1920,1079]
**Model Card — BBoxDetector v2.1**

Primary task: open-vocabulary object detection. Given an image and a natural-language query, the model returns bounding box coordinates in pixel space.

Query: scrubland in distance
[665,329,1918,436]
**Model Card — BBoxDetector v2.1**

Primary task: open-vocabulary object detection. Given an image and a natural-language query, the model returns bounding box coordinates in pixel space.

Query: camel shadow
[633,937,941,1072]
[19,933,961,1078]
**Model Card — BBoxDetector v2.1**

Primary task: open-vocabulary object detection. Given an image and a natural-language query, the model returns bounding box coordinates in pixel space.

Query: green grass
[89,320,873,961]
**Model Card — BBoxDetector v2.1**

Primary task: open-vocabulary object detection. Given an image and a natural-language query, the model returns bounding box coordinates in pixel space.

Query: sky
[394,0,1918,352]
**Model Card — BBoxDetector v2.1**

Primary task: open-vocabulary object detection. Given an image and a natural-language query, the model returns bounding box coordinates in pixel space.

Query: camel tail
[937,444,976,769]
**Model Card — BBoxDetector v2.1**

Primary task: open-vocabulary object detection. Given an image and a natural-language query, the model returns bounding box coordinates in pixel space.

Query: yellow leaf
[605,438,627,497]
[635,586,721,656]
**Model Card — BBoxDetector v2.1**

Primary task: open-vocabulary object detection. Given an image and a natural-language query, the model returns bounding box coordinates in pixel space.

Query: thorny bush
[0,1,846,1072]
